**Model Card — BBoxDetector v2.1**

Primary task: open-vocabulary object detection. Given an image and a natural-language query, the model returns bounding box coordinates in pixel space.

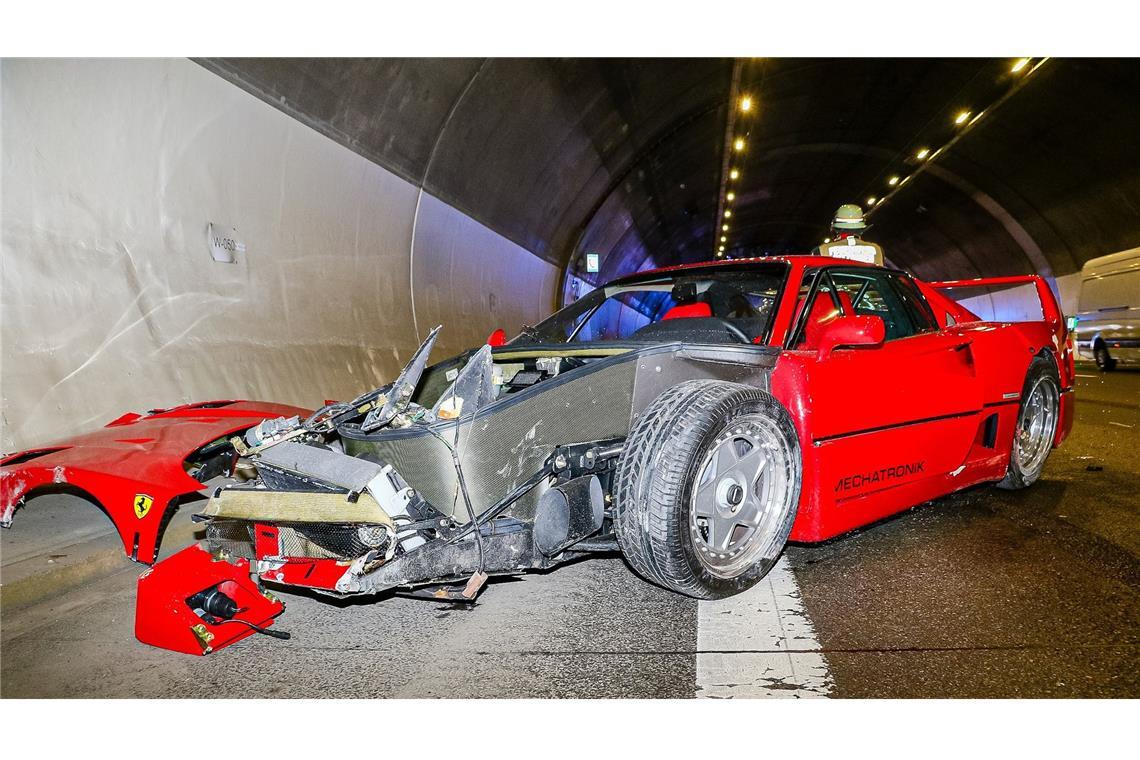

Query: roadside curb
[0,518,200,611]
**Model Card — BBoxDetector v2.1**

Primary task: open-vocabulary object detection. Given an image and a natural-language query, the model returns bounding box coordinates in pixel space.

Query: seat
[661,302,713,320]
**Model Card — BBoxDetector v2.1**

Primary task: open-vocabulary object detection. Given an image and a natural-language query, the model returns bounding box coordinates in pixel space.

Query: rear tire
[1094,341,1117,372]
[997,356,1061,490]
[614,379,801,599]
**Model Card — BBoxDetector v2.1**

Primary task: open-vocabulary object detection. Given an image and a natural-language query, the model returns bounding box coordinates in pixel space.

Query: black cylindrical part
[188,588,238,620]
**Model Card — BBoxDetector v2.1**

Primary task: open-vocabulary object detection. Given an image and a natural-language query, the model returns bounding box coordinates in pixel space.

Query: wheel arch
[10,482,113,523]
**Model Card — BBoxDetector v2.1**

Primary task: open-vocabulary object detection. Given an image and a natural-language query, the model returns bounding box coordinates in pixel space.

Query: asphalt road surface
[2,369,1137,698]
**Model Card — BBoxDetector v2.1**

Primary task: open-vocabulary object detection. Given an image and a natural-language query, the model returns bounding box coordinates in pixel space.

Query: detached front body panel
[1,400,310,562]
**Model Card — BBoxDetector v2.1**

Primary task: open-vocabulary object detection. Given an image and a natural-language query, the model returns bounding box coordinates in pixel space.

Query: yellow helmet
[832,204,867,231]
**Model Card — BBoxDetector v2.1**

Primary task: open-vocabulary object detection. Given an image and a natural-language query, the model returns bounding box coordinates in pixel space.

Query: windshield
[516,263,788,346]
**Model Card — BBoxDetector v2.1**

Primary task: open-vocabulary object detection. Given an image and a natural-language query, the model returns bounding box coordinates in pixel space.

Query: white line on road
[1075,374,1097,379]
[696,555,832,698]
[1108,421,1134,428]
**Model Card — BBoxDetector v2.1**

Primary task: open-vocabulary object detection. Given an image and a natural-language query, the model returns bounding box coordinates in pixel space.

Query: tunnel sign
[207,223,246,264]
[586,252,600,273]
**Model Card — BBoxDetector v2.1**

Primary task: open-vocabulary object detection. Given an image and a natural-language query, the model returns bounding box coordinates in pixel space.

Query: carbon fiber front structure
[339,343,777,521]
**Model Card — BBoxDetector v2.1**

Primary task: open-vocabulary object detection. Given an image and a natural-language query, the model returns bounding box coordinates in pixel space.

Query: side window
[829,269,932,341]
[792,271,845,349]
[887,274,939,334]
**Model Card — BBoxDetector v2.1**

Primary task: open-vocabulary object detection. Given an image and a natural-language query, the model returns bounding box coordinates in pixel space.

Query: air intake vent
[981,413,999,449]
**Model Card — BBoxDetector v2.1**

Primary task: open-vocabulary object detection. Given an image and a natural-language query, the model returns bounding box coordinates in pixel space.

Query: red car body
[641,257,1075,542]
[1,400,310,563]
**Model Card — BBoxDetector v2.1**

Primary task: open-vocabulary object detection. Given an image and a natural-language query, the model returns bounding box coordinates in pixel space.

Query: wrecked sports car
[4,256,1077,655]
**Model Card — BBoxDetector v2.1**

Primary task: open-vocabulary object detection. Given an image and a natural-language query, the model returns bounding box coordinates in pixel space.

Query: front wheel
[997,355,1061,490]
[614,380,801,599]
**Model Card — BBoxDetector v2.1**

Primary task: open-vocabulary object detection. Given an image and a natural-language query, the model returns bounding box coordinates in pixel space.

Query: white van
[1073,248,1140,370]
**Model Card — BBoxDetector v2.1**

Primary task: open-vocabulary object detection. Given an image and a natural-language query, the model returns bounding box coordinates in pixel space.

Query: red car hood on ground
[1,400,310,563]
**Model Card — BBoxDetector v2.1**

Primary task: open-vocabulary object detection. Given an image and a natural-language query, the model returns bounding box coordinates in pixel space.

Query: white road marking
[1108,421,1133,429]
[1075,374,1097,379]
[696,555,833,698]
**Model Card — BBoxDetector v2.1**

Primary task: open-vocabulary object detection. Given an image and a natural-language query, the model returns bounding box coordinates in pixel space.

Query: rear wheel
[614,379,801,599]
[1094,341,1117,371]
[997,356,1061,490]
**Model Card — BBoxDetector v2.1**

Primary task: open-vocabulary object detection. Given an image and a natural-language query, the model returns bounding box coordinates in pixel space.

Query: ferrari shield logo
[133,494,154,520]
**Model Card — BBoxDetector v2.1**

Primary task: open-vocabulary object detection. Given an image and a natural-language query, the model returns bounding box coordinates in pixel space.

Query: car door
[792,267,984,535]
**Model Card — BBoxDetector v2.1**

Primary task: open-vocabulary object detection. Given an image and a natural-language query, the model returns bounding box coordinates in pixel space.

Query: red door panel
[806,332,982,441]
[778,330,984,542]
[812,415,979,537]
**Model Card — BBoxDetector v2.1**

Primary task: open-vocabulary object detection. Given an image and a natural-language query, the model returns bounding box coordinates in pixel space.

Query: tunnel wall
[1,59,557,452]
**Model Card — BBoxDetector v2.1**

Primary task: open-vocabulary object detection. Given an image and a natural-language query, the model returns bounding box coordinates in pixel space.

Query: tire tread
[615,379,800,599]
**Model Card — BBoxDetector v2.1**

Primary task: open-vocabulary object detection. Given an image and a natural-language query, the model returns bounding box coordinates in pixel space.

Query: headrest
[671,281,698,304]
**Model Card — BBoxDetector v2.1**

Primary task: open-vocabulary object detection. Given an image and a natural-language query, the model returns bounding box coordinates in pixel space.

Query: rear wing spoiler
[926,275,1065,334]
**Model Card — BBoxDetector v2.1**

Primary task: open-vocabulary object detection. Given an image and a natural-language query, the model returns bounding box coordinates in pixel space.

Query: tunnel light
[733,138,745,151]
[719,245,725,252]
[722,224,730,231]
[888,175,900,186]
[740,96,753,113]
[720,235,727,242]
[726,191,735,201]
[823,237,831,243]
[866,196,877,206]
[729,168,740,180]
[954,110,971,125]
[724,209,732,218]
[1011,58,1031,74]
[916,147,930,160]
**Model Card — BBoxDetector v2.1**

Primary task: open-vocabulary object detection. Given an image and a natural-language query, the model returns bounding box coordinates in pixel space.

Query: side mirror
[487,328,507,347]
[817,315,885,359]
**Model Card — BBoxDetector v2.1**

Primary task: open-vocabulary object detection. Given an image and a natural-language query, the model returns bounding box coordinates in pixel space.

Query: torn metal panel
[362,326,441,431]
[431,343,496,421]
[341,351,640,521]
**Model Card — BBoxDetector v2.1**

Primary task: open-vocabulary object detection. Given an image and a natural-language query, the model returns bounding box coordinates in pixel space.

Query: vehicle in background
[1073,248,1140,370]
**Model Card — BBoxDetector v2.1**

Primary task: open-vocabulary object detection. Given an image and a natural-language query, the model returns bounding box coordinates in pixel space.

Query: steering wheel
[711,318,752,344]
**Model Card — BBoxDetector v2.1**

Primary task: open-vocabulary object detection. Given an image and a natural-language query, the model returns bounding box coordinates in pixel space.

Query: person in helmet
[814,204,884,265]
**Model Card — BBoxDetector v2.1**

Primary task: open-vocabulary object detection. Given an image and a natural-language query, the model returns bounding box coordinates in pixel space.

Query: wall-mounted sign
[585,252,600,273]
[207,223,246,264]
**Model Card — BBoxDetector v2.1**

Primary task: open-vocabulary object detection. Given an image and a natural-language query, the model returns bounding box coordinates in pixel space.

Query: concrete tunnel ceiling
[200,57,1140,302]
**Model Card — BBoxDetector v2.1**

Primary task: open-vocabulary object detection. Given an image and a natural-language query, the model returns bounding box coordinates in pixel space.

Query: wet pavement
[2,368,1136,698]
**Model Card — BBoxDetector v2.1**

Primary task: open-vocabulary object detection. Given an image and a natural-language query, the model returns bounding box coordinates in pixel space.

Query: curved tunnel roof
[201,58,1140,296]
